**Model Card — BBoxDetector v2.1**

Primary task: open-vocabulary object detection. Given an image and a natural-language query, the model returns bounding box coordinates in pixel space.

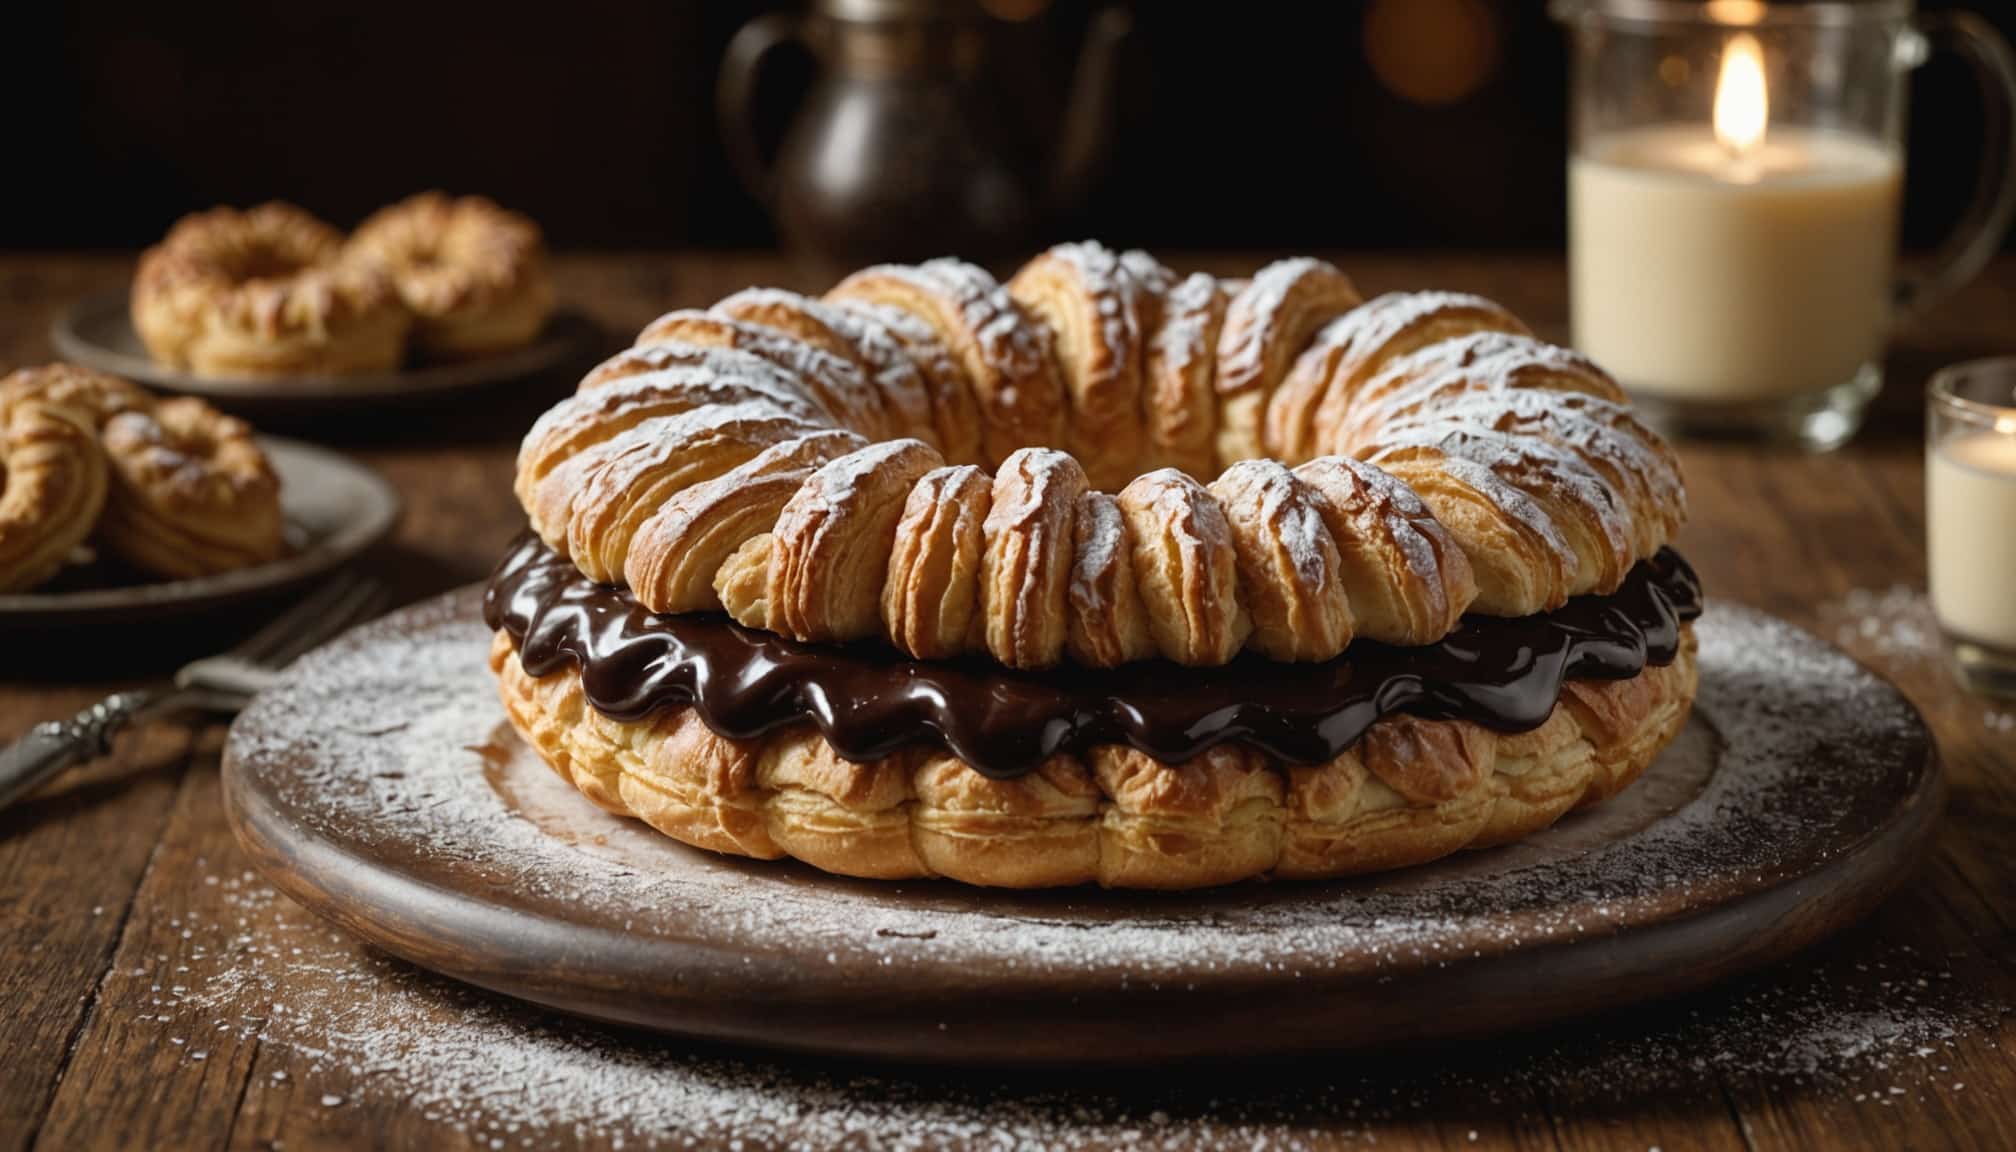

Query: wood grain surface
[2,252,2013,1150]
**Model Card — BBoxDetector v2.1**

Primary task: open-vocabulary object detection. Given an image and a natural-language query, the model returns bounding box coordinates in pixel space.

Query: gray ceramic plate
[0,437,400,627]
[51,291,594,415]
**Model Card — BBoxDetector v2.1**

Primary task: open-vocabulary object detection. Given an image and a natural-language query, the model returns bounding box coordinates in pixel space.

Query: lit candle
[1569,32,1903,402]
[1927,360,2016,697]
[1930,425,2016,654]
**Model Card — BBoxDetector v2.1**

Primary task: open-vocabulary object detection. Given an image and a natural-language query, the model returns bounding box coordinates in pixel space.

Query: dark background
[6,0,2011,251]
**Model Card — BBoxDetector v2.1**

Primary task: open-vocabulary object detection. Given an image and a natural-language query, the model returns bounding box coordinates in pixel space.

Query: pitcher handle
[1896,11,2016,320]
[717,12,806,207]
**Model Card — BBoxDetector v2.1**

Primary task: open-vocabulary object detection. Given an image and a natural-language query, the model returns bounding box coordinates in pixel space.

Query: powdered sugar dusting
[1371,423,1632,575]
[1387,393,1684,539]
[1150,271,1220,382]
[816,300,935,440]
[523,349,824,472]
[914,259,1051,381]
[1215,460,1331,591]
[1039,241,1142,373]
[1216,257,1348,396]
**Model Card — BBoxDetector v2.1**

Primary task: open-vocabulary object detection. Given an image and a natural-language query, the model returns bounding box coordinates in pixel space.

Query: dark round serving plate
[222,590,1941,1066]
[51,290,597,419]
[0,437,398,631]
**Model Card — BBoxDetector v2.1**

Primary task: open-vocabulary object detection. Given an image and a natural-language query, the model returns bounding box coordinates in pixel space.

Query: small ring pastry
[1213,258,1361,468]
[97,397,286,579]
[882,463,993,660]
[978,448,1089,669]
[132,202,408,377]
[345,192,553,359]
[1006,241,1147,492]
[1264,291,1529,463]
[0,363,154,429]
[0,402,108,593]
[1116,468,1252,665]
[1207,460,1353,662]
[827,259,1065,467]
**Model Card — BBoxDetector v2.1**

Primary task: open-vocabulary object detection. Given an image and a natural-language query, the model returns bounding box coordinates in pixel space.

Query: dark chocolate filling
[485,533,1701,779]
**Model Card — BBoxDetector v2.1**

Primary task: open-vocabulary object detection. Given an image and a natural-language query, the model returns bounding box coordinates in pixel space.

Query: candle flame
[1714,33,1769,157]
[1704,0,1765,26]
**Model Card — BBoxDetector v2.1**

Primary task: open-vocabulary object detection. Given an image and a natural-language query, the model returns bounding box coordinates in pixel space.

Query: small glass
[1928,358,2016,698]
[1554,0,2016,451]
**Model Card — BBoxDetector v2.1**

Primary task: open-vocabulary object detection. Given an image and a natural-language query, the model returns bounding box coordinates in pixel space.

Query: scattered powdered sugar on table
[1820,583,2016,734]
[1827,585,1944,670]
[136,868,1998,1151]
[192,593,1988,1148]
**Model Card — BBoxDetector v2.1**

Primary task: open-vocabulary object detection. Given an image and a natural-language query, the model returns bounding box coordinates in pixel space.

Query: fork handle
[0,690,162,811]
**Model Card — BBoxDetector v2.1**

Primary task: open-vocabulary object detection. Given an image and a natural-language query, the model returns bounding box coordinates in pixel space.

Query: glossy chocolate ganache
[486,534,1702,779]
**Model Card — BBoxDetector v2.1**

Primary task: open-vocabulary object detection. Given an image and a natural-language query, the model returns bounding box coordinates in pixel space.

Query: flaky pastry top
[513,242,1688,669]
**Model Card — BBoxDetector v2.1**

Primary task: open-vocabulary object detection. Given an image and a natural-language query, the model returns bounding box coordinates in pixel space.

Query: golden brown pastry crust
[717,439,946,642]
[1006,241,1148,492]
[827,260,1065,466]
[711,289,936,448]
[0,364,284,582]
[0,401,107,593]
[492,625,1697,888]
[132,203,408,377]
[345,192,553,359]
[96,397,285,579]
[1117,469,1252,666]
[882,464,994,659]
[1264,291,1530,464]
[1213,258,1362,468]
[1133,267,1227,481]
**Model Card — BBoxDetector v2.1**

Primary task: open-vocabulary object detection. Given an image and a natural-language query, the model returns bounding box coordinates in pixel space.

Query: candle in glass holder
[1927,358,2016,697]
[1570,33,1902,404]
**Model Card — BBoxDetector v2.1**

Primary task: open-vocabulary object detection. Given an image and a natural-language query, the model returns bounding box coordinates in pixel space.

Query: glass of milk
[1555,0,2016,451]
[1929,360,2016,698]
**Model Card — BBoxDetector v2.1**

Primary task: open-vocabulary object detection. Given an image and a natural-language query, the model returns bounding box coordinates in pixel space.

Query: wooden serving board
[221,589,1942,1066]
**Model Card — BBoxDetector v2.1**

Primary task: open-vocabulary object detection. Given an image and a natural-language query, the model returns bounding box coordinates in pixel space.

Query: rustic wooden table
[2,253,2012,1151]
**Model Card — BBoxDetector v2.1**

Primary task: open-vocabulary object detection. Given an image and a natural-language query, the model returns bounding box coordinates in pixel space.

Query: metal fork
[0,574,386,811]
